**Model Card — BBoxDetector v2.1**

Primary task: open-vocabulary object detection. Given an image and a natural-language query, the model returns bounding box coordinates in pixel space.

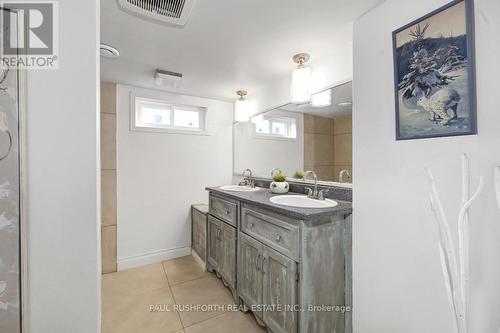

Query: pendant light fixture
[234,90,253,122]
[290,53,312,104]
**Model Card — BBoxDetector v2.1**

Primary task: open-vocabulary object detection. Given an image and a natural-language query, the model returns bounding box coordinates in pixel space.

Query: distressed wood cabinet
[207,190,352,333]
[207,195,239,301]
[238,232,263,318]
[191,204,209,265]
[207,215,223,269]
[262,246,298,333]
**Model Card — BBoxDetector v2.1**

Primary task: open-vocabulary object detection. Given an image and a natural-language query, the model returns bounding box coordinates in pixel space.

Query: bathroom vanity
[205,185,352,333]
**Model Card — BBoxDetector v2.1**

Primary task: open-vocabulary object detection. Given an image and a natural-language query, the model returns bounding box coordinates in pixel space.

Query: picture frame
[0,7,28,333]
[393,0,477,141]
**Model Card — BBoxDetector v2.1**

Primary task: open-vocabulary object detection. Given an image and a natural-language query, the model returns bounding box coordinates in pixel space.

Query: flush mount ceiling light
[290,53,312,104]
[311,89,332,108]
[234,90,254,122]
[100,43,120,59]
[154,69,183,87]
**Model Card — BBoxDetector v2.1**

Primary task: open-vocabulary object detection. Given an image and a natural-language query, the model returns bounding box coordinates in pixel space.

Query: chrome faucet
[239,168,255,188]
[303,170,329,200]
[271,168,282,178]
[339,169,351,183]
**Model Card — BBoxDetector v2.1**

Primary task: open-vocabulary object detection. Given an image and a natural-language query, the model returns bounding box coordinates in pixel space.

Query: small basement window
[251,114,297,139]
[132,96,206,133]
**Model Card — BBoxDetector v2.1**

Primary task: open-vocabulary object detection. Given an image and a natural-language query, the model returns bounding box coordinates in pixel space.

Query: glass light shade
[290,65,312,104]
[234,98,253,122]
[311,89,332,107]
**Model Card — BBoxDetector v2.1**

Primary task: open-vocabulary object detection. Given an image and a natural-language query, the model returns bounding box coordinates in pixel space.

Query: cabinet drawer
[209,194,238,227]
[241,206,299,261]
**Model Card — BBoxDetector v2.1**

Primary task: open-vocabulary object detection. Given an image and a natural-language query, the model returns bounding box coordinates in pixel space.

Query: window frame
[130,93,208,135]
[251,114,298,141]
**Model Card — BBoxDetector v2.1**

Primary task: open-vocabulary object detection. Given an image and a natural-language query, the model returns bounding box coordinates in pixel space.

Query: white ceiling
[100,0,382,101]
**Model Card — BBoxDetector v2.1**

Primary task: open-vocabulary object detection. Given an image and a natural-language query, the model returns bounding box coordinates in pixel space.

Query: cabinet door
[207,216,222,269]
[238,232,263,318]
[262,246,298,333]
[192,209,207,260]
[220,223,237,289]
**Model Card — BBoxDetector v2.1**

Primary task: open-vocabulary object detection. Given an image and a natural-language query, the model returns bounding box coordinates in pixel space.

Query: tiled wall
[304,114,352,181]
[101,82,117,273]
[332,115,352,181]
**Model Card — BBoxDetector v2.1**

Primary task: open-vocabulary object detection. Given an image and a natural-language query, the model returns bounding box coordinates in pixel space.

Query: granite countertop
[206,186,352,221]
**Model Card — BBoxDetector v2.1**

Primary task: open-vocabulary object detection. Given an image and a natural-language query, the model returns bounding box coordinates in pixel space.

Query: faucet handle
[306,187,314,197]
[318,189,330,200]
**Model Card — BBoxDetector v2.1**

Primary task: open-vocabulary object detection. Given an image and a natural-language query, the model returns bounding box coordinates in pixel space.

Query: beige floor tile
[102,263,168,299]
[333,115,352,135]
[184,311,265,333]
[101,81,116,115]
[171,275,235,327]
[333,133,352,165]
[303,114,314,134]
[313,116,333,135]
[102,226,117,274]
[101,113,116,170]
[163,255,210,286]
[101,170,117,227]
[102,285,182,333]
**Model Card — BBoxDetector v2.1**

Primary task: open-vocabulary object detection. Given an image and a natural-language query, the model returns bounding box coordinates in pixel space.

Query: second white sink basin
[219,185,260,192]
[270,195,338,208]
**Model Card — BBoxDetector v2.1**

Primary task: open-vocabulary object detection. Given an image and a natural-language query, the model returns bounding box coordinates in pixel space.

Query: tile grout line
[181,311,229,330]
[161,262,186,329]
[168,274,212,288]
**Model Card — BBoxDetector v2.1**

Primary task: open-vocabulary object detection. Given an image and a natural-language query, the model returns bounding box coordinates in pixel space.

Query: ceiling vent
[117,0,196,27]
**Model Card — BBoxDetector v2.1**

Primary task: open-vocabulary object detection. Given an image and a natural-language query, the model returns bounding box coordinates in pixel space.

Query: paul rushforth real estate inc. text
[149,304,351,313]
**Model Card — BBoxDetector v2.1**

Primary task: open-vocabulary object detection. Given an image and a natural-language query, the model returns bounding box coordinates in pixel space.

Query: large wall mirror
[234,81,352,185]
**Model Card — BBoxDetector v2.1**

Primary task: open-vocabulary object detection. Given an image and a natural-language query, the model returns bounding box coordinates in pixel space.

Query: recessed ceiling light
[338,101,352,107]
[100,44,120,59]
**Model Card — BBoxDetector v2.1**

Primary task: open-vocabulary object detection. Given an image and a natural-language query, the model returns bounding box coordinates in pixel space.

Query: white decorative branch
[426,154,484,333]
[458,154,470,330]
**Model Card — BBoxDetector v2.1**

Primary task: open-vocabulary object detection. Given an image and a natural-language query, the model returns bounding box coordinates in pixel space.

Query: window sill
[130,126,210,136]
[253,134,297,141]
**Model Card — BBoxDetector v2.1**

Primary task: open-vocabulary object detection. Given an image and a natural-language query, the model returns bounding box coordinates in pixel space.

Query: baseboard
[191,249,206,271]
[117,246,192,271]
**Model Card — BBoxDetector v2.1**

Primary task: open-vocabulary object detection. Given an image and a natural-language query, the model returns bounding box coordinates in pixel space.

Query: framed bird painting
[392,0,477,140]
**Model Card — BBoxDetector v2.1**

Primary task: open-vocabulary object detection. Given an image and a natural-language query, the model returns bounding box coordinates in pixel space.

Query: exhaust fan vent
[118,0,196,27]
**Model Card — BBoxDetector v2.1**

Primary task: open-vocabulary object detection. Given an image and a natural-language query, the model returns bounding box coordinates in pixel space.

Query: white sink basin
[219,185,260,192]
[270,195,338,208]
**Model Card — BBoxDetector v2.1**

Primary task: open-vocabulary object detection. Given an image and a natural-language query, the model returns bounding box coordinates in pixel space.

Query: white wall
[252,22,353,115]
[26,0,100,332]
[353,0,500,332]
[116,85,233,270]
[233,110,304,178]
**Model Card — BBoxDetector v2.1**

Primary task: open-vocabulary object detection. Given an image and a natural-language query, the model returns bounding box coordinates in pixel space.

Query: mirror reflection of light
[311,89,332,107]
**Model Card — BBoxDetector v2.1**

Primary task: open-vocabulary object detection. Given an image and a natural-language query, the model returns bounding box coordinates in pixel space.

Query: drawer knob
[248,222,254,229]
[225,210,231,215]
[275,234,282,242]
